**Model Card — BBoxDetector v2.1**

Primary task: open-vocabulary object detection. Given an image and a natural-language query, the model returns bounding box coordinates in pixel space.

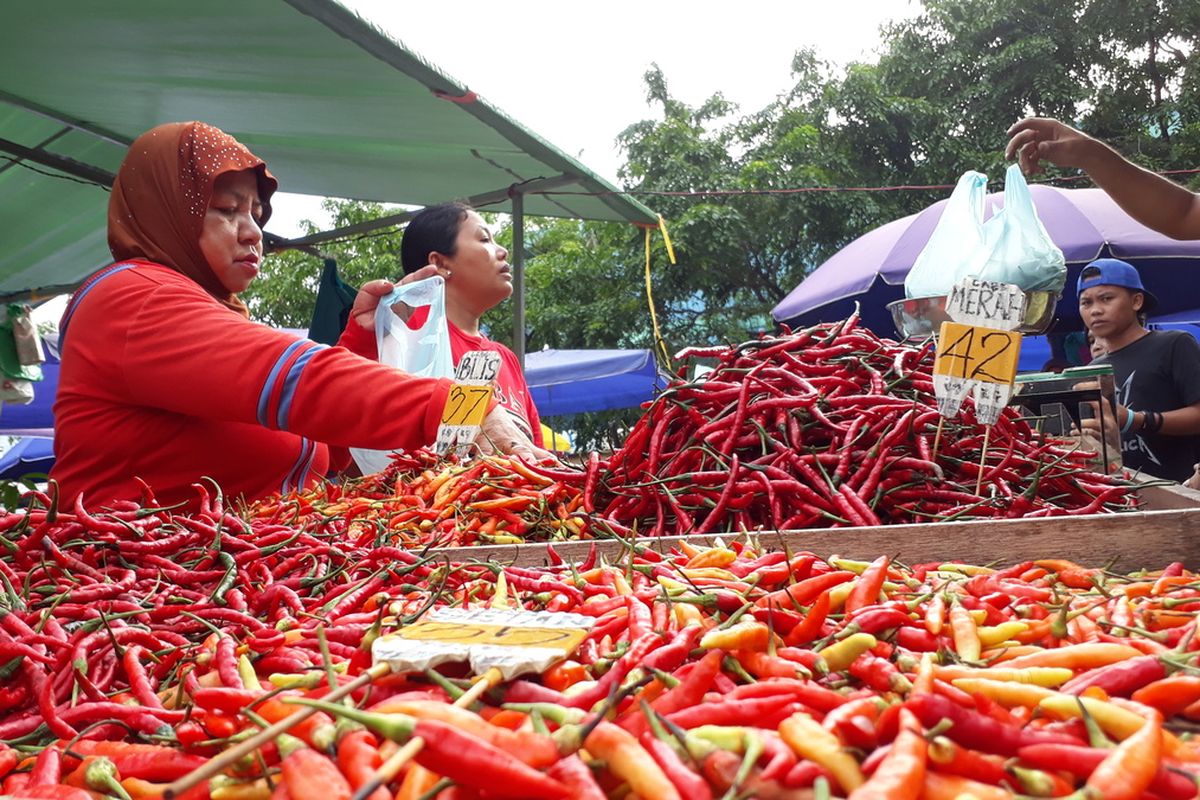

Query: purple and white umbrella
[772,186,1200,333]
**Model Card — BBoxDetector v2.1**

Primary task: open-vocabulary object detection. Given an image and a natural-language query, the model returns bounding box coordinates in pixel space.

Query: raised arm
[1006,117,1200,240]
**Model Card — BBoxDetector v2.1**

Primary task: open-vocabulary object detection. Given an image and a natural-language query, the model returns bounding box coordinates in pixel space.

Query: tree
[245,0,1199,448]
[244,199,409,330]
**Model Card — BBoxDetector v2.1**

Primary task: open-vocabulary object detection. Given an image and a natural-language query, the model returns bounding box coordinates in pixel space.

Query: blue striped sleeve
[276,343,329,431]
[256,339,309,427]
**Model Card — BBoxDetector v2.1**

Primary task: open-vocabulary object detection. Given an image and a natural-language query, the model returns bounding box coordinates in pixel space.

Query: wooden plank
[435,508,1200,571]
[1138,481,1200,512]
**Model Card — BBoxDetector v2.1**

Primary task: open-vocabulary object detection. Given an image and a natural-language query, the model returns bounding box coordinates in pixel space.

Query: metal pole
[511,189,525,368]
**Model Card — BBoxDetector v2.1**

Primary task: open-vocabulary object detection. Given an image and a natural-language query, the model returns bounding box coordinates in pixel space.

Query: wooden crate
[437,481,1200,570]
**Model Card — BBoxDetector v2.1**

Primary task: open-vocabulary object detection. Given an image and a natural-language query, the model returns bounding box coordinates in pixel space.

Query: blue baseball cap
[1077,258,1157,311]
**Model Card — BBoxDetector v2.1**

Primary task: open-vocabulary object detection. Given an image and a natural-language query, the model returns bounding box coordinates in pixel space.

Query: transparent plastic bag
[350,277,454,475]
[905,166,1065,298]
[974,165,1066,292]
[905,171,988,299]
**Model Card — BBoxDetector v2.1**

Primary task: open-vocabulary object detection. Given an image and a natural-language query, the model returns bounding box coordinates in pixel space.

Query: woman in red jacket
[51,121,544,508]
[341,203,544,447]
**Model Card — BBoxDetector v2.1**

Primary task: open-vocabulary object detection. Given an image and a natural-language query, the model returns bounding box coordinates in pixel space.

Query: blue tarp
[525,348,668,417]
[0,436,53,480]
[0,340,666,478]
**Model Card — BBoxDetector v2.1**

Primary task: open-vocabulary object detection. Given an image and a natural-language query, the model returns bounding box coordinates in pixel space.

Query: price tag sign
[933,321,1022,425]
[435,350,501,457]
[933,279,1026,426]
[372,607,594,681]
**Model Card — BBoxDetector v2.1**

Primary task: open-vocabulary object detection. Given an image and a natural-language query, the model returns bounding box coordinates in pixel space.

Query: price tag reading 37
[435,350,501,457]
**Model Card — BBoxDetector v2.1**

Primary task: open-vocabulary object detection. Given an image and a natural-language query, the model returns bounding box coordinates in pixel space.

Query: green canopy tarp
[0,0,657,301]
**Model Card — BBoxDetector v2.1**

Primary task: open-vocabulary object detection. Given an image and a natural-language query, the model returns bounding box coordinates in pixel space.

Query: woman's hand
[475,406,555,463]
[347,265,441,332]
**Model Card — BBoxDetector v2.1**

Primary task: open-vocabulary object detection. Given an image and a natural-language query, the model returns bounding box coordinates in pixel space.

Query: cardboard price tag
[435,350,501,457]
[372,607,594,681]
[440,384,493,428]
[933,322,1021,385]
[933,321,1022,426]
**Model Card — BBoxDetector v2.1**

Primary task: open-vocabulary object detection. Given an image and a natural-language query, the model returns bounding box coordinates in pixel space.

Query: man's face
[1078,283,1143,339]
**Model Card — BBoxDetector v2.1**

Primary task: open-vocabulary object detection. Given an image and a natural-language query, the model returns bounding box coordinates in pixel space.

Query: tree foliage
[246,0,1199,447]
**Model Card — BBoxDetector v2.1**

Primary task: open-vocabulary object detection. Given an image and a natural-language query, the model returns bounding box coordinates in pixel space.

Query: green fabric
[307,259,358,345]
[0,0,657,299]
[0,306,41,382]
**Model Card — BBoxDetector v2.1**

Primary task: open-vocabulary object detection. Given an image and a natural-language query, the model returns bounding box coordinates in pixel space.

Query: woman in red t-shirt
[399,203,545,448]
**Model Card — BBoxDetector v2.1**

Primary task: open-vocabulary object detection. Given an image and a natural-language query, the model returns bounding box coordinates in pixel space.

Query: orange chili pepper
[844,555,890,615]
[395,764,441,800]
[1132,675,1200,717]
[924,593,946,636]
[921,771,1011,800]
[948,601,981,662]
[1002,642,1144,670]
[848,708,925,799]
[1086,708,1162,799]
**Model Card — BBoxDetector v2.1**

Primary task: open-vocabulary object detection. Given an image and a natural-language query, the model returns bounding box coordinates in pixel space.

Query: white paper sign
[372,607,594,681]
[945,278,1027,330]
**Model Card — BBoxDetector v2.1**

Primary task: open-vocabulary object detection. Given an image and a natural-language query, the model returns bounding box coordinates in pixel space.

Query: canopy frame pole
[0,135,115,187]
[511,187,526,368]
[272,174,578,252]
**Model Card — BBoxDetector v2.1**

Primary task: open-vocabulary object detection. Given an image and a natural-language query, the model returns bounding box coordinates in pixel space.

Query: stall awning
[0,0,656,299]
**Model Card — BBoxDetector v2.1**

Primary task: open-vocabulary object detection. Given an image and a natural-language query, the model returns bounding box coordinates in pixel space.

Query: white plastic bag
[905,165,1065,298]
[350,277,454,475]
[905,171,988,299]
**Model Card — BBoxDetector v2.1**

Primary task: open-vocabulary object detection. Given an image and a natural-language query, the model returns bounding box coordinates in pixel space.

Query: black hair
[400,202,474,275]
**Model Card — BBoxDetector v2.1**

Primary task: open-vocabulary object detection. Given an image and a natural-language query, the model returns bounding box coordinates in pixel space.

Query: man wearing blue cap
[1078,258,1200,482]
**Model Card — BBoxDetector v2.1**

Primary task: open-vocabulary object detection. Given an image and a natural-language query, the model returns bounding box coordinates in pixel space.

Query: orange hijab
[107,121,278,316]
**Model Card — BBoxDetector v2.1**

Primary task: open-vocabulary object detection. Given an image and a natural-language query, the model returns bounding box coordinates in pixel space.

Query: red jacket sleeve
[119,277,450,451]
[337,315,378,360]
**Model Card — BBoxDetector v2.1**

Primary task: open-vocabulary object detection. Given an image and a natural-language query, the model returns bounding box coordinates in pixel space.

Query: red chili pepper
[1060,653,1170,697]
[783,590,832,646]
[545,756,605,800]
[640,733,713,800]
[334,730,389,800]
[281,748,351,800]
[755,571,854,610]
[906,693,1080,757]
[1017,743,1195,800]
[926,736,1012,787]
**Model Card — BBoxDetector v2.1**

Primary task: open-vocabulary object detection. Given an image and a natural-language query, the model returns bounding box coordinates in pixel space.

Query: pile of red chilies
[595,317,1139,536]
[2,485,1200,799]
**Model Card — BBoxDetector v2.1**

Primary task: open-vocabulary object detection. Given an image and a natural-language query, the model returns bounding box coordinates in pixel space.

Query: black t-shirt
[1095,330,1200,482]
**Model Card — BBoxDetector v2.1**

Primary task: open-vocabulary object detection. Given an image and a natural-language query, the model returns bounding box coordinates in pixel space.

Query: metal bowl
[886,290,1059,339]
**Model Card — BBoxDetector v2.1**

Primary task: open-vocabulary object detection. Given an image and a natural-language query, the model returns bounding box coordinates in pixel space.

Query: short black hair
[400,202,473,275]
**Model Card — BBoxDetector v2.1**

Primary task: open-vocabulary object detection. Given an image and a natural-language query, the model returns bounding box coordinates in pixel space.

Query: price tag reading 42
[435,350,501,457]
[933,321,1022,425]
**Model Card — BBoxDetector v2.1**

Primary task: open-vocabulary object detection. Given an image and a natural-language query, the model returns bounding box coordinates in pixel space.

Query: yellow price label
[439,384,493,427]
[933,321,1021,385]
[392,620,589,654]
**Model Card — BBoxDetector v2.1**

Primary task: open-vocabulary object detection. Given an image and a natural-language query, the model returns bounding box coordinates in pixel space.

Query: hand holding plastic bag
[350,276,454,475]
[905,165,1065,298]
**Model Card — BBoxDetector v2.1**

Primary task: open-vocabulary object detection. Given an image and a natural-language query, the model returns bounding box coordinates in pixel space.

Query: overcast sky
[269,0,922,237]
